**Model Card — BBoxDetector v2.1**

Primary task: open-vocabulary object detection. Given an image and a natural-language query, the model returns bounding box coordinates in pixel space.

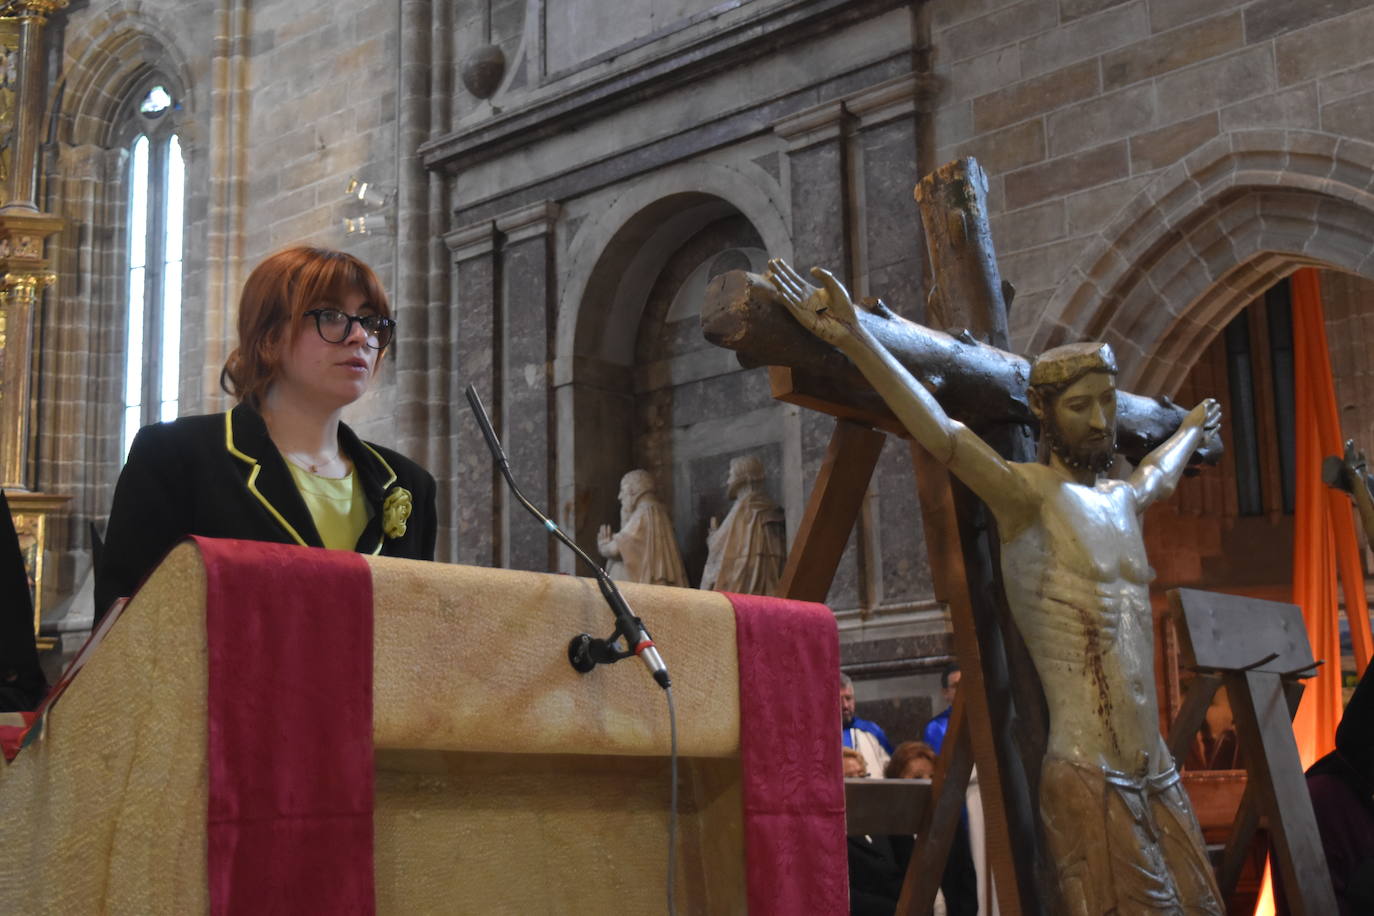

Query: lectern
[0,539,846,914]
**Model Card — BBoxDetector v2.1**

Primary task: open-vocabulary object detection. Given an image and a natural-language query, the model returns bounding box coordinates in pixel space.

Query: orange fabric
[1291,266,1366,771]
[1258,267,1372,915]
[1292,266,1373,675]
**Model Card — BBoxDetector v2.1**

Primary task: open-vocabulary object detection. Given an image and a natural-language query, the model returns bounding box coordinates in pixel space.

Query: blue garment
[842,717,894,753]
[924,706,952,753]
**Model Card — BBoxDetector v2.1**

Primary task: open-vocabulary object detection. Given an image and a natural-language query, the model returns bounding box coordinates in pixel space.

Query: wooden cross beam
[704,158,1076,915]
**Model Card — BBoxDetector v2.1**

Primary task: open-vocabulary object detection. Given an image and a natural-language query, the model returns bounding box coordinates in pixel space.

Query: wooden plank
[845,779,932,836]
[1166,672,1222,764]
[1171,589,1314,674]
[1216,774,1263,898]
[909,443,1044,916]
[1216,676,1304,898]
[777,418,886,602]
[769,366,908,438]
[897,693,973,916]
[1229,670,1337,916]
[1181,770,1247,835]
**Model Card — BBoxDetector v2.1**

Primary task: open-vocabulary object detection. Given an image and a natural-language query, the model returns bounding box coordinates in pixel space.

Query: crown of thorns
[1029,342,1118,389]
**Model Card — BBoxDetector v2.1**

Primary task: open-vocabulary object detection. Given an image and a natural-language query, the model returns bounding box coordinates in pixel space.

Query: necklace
[284,449,341,475]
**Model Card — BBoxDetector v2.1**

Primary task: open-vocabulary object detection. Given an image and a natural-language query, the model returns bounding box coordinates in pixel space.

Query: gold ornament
[382,487,412,539]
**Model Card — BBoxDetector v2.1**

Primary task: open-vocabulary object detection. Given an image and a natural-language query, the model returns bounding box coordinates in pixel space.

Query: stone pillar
[773,99,862,611]
[445,219,499,567]
[494,200,559,572]
[848,75,932,610]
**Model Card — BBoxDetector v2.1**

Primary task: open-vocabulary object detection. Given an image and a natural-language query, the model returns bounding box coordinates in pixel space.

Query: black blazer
[94,404,437,619]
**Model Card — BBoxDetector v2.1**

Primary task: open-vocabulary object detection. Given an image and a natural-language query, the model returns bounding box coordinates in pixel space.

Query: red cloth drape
[727,591,848,915]
[200,537,375,916]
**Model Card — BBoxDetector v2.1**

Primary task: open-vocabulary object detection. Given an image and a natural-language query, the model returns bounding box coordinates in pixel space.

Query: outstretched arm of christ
[768,258,1035,532]
[1128,397,1222,511]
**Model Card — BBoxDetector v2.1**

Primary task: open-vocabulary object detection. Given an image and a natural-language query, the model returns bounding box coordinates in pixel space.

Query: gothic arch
[51,5,195,149]
[1028,129,1374,397]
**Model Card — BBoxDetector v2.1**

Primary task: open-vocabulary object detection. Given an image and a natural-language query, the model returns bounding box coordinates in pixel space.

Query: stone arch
[556,157,789,372]
[51,6,195,149]
[1028,129,1374,397]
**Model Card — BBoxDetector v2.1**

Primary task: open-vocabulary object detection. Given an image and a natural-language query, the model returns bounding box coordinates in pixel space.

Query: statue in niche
[700,454,786,595]
[768,258,1226,915]
[597,469,688,587]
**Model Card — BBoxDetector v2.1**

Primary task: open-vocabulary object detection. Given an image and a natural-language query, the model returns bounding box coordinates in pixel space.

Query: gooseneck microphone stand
[465,385,679,914]
[463,385,671,690]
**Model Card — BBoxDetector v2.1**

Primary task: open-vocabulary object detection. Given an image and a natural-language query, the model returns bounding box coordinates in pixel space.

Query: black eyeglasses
[302,308,395,349]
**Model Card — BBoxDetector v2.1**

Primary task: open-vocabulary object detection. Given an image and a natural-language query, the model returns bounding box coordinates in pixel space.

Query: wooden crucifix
[702,158,1226,915]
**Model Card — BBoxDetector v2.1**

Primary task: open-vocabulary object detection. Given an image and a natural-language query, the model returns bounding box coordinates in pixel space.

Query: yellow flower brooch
[382,487,412,539]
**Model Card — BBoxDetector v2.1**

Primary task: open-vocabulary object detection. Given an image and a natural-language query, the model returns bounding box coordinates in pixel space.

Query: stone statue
[597,469,688,587]
[768,258,1225,915]
[700,455,786,595]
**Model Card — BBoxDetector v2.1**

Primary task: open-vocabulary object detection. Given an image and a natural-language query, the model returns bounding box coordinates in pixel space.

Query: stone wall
[27,0,1374,732]
[34,0,403,647]
[927,0,1374,380]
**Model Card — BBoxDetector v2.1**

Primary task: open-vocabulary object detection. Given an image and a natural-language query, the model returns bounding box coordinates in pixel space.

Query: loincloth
[1040,756,1224,916]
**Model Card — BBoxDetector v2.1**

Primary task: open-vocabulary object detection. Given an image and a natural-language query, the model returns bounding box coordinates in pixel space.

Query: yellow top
[286,462,370,550]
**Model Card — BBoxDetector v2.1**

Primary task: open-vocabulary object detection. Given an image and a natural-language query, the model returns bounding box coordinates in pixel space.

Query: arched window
[122,84,185,458]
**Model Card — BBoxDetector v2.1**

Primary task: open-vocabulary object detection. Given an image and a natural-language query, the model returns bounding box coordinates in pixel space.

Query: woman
[884,741,937,780]
[95,246,436,619]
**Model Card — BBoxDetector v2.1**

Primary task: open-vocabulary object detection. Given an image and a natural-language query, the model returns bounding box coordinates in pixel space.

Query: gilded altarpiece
[0,7,67,647]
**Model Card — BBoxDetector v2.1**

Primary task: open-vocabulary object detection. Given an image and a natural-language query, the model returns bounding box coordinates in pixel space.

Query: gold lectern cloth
[0,544,747,914]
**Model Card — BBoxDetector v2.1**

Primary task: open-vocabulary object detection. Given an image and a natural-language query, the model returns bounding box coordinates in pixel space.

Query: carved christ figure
[597,469,688,587]
[768,259,1225,915]
[700,455,786,595]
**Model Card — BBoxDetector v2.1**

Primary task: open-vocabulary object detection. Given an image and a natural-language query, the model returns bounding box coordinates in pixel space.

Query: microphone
[464,385,671,690]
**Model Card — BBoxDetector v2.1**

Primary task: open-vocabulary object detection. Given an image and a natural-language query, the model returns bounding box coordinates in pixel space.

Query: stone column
[494,200,559,572]
[445,219,499,567]
[847,75,933,611]
[773,99,861,611]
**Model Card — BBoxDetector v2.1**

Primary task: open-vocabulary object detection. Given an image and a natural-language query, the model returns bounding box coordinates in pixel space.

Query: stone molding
[446,53,909,227]
[420,0,908,173]
[772,99,852,151]
[494,200,561,244]
[444,220,498,262]
[845,73,943,128]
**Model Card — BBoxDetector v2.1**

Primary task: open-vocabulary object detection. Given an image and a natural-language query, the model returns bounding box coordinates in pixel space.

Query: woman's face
[273,287,380,411]
[901,757,934,779]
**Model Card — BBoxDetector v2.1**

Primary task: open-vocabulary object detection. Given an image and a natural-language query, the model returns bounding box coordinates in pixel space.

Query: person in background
[1276,663,1374,914]
[918,664,980,915]
[924,663,961,752]
[885,741,938,780]
[843,747,870,779]
[96,246,437,619]
[844,744,906,915]
[1,489,46,711]
[842,671,893,777]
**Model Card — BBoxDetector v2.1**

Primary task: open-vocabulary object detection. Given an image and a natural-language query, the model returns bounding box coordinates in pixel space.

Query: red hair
[884,741,937,779]
[220,246,391,407]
